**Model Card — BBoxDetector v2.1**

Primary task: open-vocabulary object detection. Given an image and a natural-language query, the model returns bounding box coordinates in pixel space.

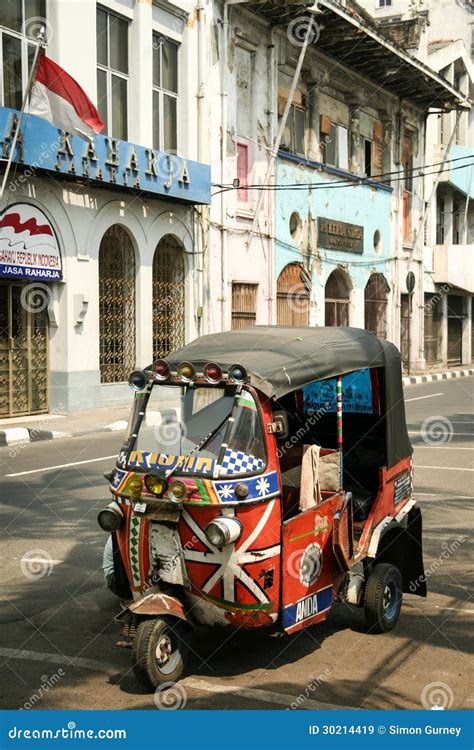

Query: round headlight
[178,361,195,382]
[127,475,143,496]
[229,364,247,383]
[128,370,148,391]
[204,362,223,384]
[205,517,242,547]
[168,480,188,502]
[98,502,123,532]
[154,359,170,381]
[234,482,249,498]
[144,474,168,497]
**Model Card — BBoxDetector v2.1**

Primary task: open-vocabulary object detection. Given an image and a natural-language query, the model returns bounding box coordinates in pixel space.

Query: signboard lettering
[318,217,364,254]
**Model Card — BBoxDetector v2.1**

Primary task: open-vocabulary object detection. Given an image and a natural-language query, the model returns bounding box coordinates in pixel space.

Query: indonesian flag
[28,53,104,140]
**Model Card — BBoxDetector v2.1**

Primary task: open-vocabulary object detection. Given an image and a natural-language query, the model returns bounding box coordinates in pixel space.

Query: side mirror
[268,410,289,439]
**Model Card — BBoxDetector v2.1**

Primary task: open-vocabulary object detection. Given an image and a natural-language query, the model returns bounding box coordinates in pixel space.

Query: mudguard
[374,506,427,597]
[116,589,190,622]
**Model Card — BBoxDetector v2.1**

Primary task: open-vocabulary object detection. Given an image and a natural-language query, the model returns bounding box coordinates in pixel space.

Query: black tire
[132,617,187,690]
[364,563,402,633]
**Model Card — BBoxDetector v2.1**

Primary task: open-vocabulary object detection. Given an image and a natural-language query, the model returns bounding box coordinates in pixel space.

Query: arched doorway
[364,273,389,339]
[98,225,136,383]
[152,235,185,359]
[276,263,311,326]
[325,269,350,326]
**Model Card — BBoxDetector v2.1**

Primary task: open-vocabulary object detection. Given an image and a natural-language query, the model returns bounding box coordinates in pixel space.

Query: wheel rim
[383,582,399,621]
[155,631,181,675]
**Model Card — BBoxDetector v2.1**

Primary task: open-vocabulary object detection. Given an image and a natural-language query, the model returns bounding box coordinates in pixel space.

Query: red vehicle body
[99,327,426,690]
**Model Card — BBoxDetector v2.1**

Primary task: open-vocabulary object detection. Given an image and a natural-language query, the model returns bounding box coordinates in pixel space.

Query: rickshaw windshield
[125,384,267,477]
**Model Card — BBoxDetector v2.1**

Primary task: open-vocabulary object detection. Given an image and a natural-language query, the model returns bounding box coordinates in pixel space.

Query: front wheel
[364,563,402,633]
[132,617,188,690]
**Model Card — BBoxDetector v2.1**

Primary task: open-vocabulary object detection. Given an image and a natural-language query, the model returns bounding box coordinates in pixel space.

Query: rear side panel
[281,494,343,633]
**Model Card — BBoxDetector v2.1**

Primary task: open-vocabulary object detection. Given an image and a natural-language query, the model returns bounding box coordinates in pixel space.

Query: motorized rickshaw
[98,326,426,690]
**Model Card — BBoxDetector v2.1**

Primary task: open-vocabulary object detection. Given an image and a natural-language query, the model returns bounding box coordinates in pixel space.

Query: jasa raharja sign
[0,203,62,281]
[0,108,211,206]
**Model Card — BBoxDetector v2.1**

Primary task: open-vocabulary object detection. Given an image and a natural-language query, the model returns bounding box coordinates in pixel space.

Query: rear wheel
[133,617,188,690]
[364,563,402,633]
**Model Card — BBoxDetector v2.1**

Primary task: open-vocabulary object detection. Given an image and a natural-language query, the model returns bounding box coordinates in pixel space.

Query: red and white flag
[28,53,104,140]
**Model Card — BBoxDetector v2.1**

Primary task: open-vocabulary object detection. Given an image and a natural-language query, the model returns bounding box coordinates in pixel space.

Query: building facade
[206,0,467,375]
[0,0,211,417]
[357,0,474,368]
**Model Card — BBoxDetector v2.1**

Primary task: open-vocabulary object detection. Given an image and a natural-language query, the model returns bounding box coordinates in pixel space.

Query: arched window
[364,273,389,339]
[152,235,185,359]
[98,225,136,383]
[325,269,350,327]
[276,263,311,326]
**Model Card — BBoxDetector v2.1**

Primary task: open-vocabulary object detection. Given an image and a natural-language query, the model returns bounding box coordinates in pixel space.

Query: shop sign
[0,203,62,281]
[318,217,364,254]
[0,108,211,205]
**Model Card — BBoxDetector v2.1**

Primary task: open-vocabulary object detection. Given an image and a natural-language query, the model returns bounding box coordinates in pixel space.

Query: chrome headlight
[98,502,123,532]
[205,517,242,547]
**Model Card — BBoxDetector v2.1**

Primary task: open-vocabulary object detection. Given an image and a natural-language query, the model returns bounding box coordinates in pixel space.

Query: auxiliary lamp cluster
[128,361,248,391]
[98,472,244,548]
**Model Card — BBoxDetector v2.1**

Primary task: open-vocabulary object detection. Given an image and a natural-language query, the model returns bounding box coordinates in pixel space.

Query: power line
[211,155,474,196]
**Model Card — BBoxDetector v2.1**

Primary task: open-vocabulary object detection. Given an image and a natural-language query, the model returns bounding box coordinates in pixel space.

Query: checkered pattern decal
[129,514,142,588]
[220,449,265,476]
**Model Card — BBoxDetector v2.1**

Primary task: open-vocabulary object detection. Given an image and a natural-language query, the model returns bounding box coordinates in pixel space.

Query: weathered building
[357,0,474,368]
[0,0,211,416]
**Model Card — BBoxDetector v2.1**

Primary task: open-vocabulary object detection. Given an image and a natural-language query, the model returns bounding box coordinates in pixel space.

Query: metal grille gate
[99,225,136,383]
[0,283,48,416]
[152,235,185,360]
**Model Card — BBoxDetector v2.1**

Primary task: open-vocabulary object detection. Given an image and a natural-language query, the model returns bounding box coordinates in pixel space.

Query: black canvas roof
[163,326,412,467]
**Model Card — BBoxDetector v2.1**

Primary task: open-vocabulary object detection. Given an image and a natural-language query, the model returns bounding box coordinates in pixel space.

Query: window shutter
[372,120,383,177]
[237,143,248,202]
[320,114,332,136]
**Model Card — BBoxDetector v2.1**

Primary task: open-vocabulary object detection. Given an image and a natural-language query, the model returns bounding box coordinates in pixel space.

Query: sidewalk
[1,366,473,446]
[0,404,129,446]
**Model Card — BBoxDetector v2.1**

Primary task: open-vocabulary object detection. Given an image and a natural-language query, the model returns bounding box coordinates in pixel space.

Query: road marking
[0,647,118,674]
[416,493,473,499]
[406,392,443,402]
[434,606,474,615]
[408,431,472,437]
[414,446,473,450]
[416,465,474,472]
[5,455,117,477]
[182,677,352,710]
[18,556,63,566]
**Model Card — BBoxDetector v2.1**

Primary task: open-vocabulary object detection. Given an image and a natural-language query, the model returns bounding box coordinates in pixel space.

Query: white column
[128,0,153,147]
[350,287,365,328]
[439,291,448,367]
[47,0,97,98]
[462,294,472,365]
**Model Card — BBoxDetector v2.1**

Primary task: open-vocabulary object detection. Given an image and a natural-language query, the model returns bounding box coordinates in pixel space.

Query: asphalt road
[0,377,472,711]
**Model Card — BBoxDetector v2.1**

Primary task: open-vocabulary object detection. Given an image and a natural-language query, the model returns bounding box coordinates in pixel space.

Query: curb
[403,368,474,386]
[0,424,126,447]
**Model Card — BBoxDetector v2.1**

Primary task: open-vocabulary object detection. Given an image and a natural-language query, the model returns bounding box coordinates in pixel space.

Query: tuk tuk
[98,326,426,690]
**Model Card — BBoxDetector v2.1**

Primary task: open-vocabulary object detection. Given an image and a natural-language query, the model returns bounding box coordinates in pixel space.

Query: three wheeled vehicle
[98,326,426,690]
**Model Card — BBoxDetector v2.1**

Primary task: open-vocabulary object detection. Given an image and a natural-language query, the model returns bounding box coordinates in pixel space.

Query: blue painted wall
[275,153,393,294]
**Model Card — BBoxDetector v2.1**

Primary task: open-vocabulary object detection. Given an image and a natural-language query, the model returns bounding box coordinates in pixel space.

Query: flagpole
[0,26,45,201]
